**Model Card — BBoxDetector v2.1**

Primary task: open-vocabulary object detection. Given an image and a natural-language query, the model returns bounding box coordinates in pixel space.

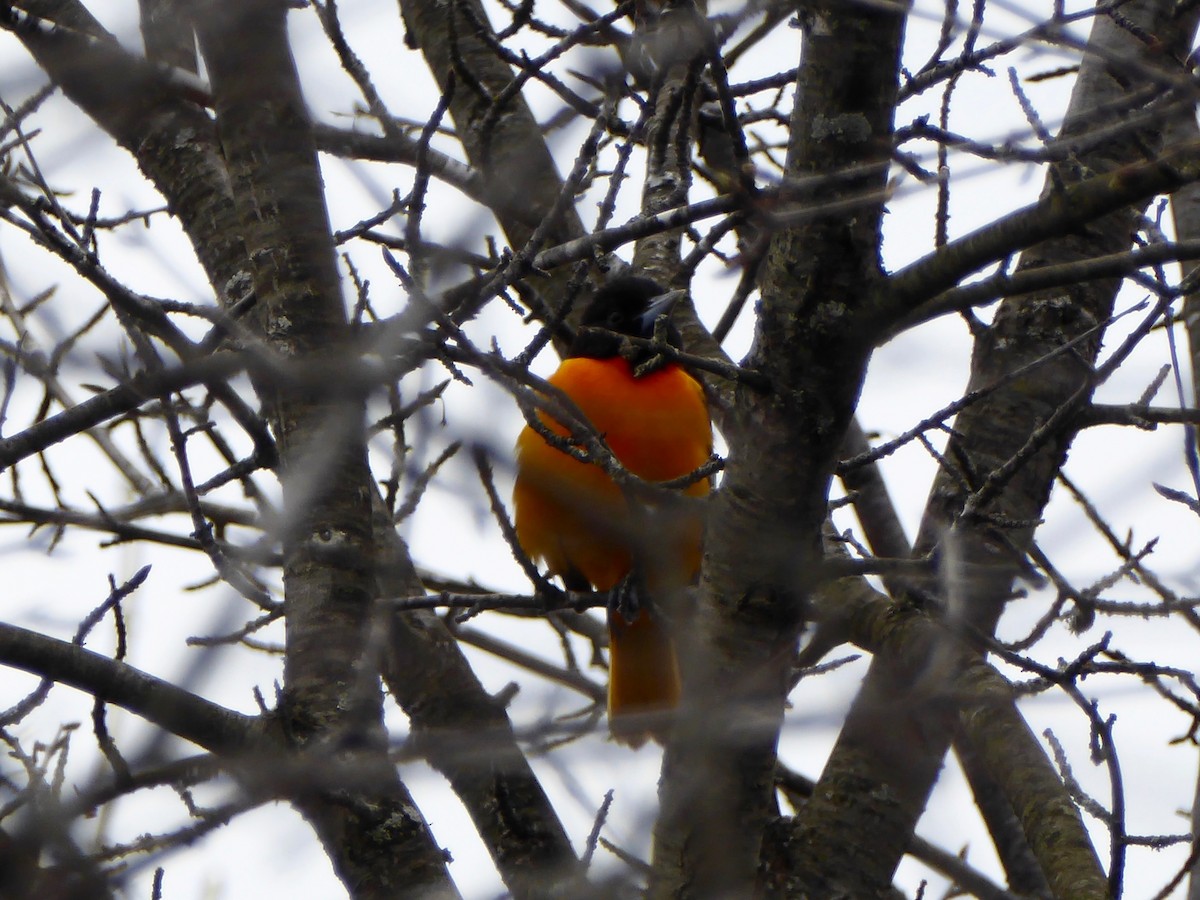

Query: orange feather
[514,354,711,745]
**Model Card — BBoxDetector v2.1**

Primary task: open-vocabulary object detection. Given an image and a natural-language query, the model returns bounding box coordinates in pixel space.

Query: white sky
[1,0,1197,897]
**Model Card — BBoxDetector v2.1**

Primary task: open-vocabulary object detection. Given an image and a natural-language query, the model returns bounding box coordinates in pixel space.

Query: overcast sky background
[1,0,1198,897]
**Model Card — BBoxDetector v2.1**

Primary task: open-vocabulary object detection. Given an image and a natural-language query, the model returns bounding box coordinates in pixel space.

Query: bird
[513,275,712,746]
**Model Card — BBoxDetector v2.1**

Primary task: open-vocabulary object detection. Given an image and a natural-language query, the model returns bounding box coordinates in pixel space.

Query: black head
[570,276,683,362]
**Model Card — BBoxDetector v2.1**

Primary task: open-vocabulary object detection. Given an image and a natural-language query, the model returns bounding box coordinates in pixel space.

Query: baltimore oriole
[513,276,712,745]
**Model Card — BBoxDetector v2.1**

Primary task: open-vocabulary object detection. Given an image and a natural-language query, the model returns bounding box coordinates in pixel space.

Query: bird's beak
[639,289,687,332]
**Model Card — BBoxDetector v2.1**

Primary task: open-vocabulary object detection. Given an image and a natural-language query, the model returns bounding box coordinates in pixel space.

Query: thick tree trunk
[194,2,458,896]
[785,2,1195,897]
[650,3,908,895]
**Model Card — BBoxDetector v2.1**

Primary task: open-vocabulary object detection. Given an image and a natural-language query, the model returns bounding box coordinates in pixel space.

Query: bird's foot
[609,573,646,625]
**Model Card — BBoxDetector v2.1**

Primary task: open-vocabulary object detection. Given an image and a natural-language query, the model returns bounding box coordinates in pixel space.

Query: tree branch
[651,1,909,895]
[193,2,457,895]
[794,3,1195,896]
[0,622,260,757]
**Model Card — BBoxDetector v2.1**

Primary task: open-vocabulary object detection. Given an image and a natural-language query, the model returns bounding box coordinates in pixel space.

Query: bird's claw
[609,573,645,624]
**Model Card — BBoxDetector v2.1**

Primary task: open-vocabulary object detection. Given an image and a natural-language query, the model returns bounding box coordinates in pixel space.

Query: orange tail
[607,610,681,747]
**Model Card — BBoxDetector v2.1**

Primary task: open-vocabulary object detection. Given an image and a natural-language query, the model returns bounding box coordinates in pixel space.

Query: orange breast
[513,357,711,591]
